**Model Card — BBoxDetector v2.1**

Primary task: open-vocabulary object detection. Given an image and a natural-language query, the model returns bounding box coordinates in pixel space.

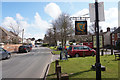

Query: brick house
[0,26,13,43]
[111,27,120,49]
[0,26,22,43]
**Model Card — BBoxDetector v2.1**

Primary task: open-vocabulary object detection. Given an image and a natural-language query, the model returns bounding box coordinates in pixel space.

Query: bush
[69,42,73,45]
[42,43,49,47]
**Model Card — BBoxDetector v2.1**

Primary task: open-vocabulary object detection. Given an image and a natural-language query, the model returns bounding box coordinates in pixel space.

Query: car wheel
[75,53,79,57]
[6,54,11,59]
[69,55,72,58]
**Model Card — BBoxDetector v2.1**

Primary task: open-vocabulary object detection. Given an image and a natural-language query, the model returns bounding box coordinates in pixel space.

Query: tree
[7,21,23,44]
[31,38,35,41]
[53,13,74,47]
[46,28,54,46]
[52,21,57,46]
[89,22,102,34]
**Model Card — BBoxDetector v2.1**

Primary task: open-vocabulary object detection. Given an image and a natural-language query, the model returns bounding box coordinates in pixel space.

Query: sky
[0,0,119,40]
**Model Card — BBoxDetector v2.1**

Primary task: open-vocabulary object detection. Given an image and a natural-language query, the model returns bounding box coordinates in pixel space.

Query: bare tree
[46,28,54,46]
[53,13,74,47]
[8,21,22,44]
[89,22,102,34]
[52,21,57,46]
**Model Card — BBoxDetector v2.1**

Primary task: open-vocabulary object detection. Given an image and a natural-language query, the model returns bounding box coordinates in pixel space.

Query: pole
[22,29,24,44]
[95,0,101,80]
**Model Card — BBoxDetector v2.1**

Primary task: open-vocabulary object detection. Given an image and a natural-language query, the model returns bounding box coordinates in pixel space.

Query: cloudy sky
[0,0,119,39]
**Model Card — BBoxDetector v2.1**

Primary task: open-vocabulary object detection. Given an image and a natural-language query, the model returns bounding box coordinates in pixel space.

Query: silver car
[0,48,11,60]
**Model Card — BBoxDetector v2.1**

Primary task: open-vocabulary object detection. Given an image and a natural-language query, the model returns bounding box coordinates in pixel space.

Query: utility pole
[95,0,101,80]
[22,29,24,44]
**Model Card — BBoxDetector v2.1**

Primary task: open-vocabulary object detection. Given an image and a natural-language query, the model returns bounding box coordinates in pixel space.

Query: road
[2,47,52,79]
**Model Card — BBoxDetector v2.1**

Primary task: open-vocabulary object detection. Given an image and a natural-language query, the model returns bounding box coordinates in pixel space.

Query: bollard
[56,65,61,80]
[111,48,113,55]
[55,60,59,74]
[101,50,104,56]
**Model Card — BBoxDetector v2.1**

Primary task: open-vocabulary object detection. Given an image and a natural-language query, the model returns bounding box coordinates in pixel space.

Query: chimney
[107,27,110,32]
[100,30,103,33]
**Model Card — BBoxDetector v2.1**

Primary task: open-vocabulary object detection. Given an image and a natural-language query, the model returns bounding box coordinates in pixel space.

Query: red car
[67,45,96,57]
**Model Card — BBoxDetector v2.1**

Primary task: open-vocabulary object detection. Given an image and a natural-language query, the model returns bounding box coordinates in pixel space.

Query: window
[112,41,115,45]
[74,47,79,50]
[78,46,83,50]
[117,33,120,38]
[112,34,114,39]
[83,46,89,50]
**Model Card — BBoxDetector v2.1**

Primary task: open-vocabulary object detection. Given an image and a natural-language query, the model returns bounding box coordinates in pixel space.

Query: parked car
[67,45,96,57]
[57,46,63,50]
[19,45,32,53]
[0,48,11,60]
[28,43,33,48]
[35,44,41,47]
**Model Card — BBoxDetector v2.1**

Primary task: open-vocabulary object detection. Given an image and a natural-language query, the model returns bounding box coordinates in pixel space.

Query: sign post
[95,0,101,80]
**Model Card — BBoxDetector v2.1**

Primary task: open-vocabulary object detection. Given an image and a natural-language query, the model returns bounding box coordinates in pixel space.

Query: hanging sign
[75,21,87,35]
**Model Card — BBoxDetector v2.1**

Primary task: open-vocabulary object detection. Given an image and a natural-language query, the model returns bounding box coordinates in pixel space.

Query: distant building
[93,27,111,48]
[111,27,120,48]
[103,27,111,47]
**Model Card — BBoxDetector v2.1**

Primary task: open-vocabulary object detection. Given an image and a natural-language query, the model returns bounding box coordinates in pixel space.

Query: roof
[0,26,10,35]
[112,27,120,34]
[0,26,21,39]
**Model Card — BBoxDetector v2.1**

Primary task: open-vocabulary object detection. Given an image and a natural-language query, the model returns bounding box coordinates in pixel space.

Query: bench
[114,51,120,60]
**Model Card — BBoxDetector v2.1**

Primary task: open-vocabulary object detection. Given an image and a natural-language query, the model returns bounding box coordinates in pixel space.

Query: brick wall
[3,44,22,52]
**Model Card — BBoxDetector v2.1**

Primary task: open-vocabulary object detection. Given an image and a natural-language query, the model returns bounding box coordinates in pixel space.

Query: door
[83,46,90,56]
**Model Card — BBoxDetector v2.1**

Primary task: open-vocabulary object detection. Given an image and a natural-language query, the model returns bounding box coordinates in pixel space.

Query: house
[111,27,120,49]
[0,26,22,44]
[0,26,13,43]
[93,27,111,48]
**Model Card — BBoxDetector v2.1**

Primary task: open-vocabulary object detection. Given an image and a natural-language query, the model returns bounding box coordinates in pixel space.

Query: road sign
[75,21,87,35]
[89,2,105,22]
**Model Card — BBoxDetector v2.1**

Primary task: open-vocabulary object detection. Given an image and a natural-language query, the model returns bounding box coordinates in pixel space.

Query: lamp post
[22,29,24,44]
[95,0,101,80]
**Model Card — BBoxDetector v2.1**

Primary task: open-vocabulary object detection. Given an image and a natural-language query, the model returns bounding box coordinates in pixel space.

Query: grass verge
[52,51,61,55]
[47,55,119,79]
